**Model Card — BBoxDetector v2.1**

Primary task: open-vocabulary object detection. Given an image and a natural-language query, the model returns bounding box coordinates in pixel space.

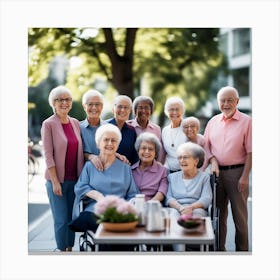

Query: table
[93,216,214,252]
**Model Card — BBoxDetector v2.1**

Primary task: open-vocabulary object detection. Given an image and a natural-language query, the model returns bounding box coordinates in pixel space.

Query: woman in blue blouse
[69,123,139,233]
[166,142,212,218]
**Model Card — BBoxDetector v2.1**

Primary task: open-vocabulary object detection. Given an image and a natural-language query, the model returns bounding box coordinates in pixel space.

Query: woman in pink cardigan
[41,86,84,251]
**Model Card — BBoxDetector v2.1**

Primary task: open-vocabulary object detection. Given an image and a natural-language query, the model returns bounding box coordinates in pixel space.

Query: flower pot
[102,221,138,232]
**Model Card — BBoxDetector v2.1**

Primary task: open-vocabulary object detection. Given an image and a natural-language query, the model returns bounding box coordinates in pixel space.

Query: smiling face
[218,89,239,119]
[83,96,103,121]
[53,93,72,116]
[177,150,199,173]
[182,120,199,141]
[135,101,152,125]
[138,140,156,166]
[98,131,119,157]
[114,99,131,123]
[167,103,184,124]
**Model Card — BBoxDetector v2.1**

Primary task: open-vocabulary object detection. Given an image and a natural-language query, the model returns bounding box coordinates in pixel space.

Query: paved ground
[28,157,252,253]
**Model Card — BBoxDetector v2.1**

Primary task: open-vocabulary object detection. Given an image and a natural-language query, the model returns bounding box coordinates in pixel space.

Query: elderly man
[204,86,252,251]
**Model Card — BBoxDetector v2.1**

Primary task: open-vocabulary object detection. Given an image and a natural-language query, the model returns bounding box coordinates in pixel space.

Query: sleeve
[165,174,175,206]
[244,117,252,154]
[157,166,168,196]
[203,120,214,163]
[124,166,139,200]
[196,173,212,209]
[41,120,55,169]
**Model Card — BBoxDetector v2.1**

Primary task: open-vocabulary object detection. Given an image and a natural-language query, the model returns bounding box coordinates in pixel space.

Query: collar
[131,160,158,172]
[219,109,241,122]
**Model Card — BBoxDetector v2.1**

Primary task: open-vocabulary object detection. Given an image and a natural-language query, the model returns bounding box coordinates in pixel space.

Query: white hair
[164,96,185,116]
[95,123,122,146]
[48,85,72,113]
[181,116,201,131]
[217,86,239,99]
[114,95,132,108]
[82,89,104,105]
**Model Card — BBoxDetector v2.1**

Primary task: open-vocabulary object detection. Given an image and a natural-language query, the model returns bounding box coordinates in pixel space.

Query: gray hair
[95,123,122,147]
[114,95,133,108]
[176,142,205,168]
[48,85,72,113]
[164,96,185,116]
[82,89,104,105]
[217,86,239,100]
[134,132,162,159]
[132,96,154,115]
[181,116,201,131]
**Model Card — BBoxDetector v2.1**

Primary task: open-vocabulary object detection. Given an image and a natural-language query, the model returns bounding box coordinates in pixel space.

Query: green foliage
[97,207,139,224]
[28,27,226,134]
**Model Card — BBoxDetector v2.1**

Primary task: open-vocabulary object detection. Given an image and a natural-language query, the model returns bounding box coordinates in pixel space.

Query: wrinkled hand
[238,175,249,192]
[181,206,193,215]
[116,153,131,165]
[210,157,220,177]
[89,154,104,171]
[53,182,62,196]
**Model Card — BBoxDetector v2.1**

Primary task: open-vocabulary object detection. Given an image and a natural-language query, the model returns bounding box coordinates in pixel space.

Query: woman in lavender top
[131,132,168,203]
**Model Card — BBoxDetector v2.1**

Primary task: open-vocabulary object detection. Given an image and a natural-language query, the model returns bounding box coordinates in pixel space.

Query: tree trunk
[103,28,137,100]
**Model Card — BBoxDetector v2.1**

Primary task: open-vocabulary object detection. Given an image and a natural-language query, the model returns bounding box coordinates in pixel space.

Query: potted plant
[94,195,139,232]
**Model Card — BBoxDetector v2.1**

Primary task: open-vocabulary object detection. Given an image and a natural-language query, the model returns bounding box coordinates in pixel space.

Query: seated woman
[165,142,212,251]
[131,132,168,203]
[166,142,212,216]
[69,123,139,233]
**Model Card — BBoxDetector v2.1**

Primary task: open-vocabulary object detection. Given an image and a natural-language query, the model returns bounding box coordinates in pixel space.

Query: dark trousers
[217,167,249,251]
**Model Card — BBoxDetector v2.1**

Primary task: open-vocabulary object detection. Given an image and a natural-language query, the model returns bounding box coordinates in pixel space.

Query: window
[233,28,250,56]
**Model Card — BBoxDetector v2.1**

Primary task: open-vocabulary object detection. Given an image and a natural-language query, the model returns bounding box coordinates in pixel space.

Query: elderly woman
[80,89,106,170]
[166,142,212,251]
[127,96,165,163]
[107,95,138,165]
[162,96,188,172]
[131,132,168,202]
[41,85,84,251]
[69,123,139,233]
[181,116,205,147]
[166,142,212,217]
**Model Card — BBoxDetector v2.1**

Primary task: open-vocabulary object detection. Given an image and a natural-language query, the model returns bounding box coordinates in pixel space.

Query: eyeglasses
[137,106,151,111]
[102,138,118,144]
[55,98,72,103]
[139,146,155,152]
[177,155,192,161]
[87,102,102,107]
[168,108,181,113]
[116,105,130,111]
[183,125,197,129]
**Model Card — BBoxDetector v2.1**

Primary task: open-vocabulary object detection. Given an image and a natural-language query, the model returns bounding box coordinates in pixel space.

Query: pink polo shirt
[204,110,252,166]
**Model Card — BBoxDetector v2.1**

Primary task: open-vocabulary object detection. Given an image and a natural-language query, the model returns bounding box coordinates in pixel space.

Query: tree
[28,28,225,133]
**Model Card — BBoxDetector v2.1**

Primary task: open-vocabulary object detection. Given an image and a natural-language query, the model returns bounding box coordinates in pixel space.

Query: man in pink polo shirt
[204,86,252,251]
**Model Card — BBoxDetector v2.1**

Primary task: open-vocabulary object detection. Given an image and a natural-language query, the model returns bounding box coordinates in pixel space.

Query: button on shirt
[204,110,252,166]
[80,118,106,155]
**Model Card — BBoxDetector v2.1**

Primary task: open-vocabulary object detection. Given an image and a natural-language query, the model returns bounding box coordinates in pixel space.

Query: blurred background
[28,27,251,140]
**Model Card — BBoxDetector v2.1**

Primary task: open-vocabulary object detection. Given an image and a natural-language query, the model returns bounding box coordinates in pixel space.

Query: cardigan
[41,114,84,183]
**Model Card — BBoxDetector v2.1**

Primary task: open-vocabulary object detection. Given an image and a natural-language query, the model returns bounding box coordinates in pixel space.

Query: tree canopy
[28,28,226,136]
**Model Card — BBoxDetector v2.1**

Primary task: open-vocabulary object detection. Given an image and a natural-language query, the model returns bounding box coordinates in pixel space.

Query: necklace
[170,127,179,147]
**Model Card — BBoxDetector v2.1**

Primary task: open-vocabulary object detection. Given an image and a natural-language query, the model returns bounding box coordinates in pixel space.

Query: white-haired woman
[162,96,187,172]
[181,116,205,147]
[165,142,212,251]
[131,132,168,202]
[107,95,139,165]
[69,123,139,233]
[41,85,84,251]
